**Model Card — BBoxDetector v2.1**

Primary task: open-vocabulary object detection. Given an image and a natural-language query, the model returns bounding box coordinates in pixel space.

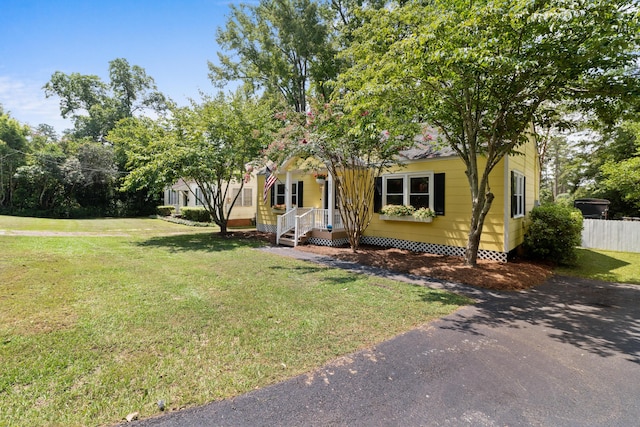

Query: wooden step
[279,237,296,247]
[278,230,308,247]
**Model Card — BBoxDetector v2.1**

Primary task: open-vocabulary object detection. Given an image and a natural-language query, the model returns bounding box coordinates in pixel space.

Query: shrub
[180,207,211,223]
[380,204,415,216]
[156,205,176,217]
[524,204,583,265]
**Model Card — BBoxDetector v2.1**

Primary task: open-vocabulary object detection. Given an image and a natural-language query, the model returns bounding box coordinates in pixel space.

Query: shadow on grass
[268,264,395,288]
[268,264,470,307]
[557,248,638,285]
[439,276,640,364]
[137,232,266,253]
[414,285,471,306]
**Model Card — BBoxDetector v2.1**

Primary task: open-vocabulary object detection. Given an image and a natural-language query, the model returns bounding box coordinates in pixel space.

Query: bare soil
[232,231,554,291]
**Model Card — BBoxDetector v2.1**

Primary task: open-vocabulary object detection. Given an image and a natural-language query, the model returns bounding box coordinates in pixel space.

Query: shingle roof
[398,126,456,160]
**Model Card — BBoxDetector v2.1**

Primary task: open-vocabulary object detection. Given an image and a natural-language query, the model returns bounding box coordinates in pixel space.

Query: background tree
[118,92,276,234]
[42,58,170,216]
[44,58,169,140]
[12,150,66,213]
[210,0,334,112]
[0,107,29,208]
[73,143,119,214]
[599,120,640,216]
[340,0,640,266]
[29,123,59,151]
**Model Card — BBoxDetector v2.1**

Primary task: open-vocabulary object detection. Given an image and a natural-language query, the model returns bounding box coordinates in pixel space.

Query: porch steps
[278,230,309,247]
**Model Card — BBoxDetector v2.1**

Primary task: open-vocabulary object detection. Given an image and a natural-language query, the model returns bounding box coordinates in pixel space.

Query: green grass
[0,215,217,235]
[0,216,470,426]
[555,248,640,285]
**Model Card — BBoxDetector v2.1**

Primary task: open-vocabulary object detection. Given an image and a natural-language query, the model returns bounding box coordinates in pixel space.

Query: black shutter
[324,181,329,209]
[270,185,275,207]
[434,173,445,216]
[374,177,382,213]
[297,181,304,207]
[510,171,516,218]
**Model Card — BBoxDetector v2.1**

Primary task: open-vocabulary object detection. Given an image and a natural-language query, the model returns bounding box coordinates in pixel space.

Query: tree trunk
[218,221,228,235]
[465,191,495,266]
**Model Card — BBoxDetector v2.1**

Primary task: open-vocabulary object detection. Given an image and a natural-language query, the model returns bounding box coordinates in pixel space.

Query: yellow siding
[256,171,324,226]
[505,133,540,251]
[365,157,507,253]
[304,175,324,209]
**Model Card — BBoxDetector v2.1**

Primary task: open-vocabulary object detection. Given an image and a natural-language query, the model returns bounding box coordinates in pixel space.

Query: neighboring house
[164,176,257,226]
[256,134,539,262]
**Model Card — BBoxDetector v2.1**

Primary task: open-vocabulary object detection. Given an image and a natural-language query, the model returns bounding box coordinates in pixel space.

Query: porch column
[327,173,334,227]
[285,171,292,210]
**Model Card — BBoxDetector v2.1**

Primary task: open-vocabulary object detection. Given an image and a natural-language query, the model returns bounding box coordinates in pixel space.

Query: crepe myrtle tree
[340,0,640,266]
[267,99,414,251]
[117,92,277,234]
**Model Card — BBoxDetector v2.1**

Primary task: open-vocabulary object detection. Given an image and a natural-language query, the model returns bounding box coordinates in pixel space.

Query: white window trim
[168,190,178,205]
[513,170,525,218]
[275,182,297,207]
[382,172,434,210]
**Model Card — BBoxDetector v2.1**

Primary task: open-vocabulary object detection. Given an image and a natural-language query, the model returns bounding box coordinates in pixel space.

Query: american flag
[263,165,278,203]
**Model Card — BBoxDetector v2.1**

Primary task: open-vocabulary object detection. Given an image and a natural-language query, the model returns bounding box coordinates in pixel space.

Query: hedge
[180,207,211,223]
[156,205,176,216]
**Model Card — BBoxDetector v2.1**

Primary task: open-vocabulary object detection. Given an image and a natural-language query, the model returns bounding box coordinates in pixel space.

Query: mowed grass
[0,216,470,426]
[0,215,215,235]
[556,247,640,285]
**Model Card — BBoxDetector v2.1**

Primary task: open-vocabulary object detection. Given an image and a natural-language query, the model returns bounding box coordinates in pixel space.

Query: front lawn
[0,216,469,426]
[555,247,640,285]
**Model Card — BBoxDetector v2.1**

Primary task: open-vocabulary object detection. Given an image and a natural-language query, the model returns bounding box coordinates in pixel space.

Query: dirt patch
[230,231,553,291]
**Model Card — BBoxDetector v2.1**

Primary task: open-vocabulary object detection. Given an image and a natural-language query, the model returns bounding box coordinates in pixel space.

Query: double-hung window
[231,187,253,207]
[168,190,178,205]
[383,173,433,209]
[511,171,525,218]
[274,183,298,206]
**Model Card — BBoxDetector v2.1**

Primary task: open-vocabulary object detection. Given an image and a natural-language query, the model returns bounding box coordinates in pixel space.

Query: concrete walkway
[129,247,640,426]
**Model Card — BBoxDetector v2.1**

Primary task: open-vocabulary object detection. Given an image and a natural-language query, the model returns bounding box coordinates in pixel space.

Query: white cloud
[0,75,72,134]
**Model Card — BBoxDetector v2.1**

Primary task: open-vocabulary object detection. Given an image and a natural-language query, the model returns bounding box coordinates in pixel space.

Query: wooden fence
[581,219,640,253]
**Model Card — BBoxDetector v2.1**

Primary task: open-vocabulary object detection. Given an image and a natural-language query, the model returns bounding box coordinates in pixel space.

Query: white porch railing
[276,208,344,246]
[276,208,297,245]
[313,209,344,230]
[296,209,316,244]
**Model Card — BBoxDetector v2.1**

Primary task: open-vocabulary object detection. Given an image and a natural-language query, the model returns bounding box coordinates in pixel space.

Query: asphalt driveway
[129,249,640,426]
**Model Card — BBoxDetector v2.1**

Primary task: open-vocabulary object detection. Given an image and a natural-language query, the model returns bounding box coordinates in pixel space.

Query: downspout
[503,156,510,255]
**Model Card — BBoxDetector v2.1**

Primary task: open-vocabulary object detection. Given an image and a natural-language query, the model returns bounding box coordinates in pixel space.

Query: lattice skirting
[257,223,277,234]
[307,237,350,247]
[360,236,508,263]
[256,223,507,262]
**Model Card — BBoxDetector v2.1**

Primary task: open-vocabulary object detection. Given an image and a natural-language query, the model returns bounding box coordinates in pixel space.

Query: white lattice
[257,223,277,234]
[360,236,507,262]
[307,237,350,247]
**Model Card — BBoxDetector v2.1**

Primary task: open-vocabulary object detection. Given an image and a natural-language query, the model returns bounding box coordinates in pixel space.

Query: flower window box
[379,214,433,223]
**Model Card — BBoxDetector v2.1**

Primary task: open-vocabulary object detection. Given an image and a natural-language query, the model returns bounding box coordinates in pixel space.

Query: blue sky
[0,0,243,134]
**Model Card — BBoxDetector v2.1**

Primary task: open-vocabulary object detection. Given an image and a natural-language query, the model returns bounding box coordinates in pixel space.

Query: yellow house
[256,136,539,262]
